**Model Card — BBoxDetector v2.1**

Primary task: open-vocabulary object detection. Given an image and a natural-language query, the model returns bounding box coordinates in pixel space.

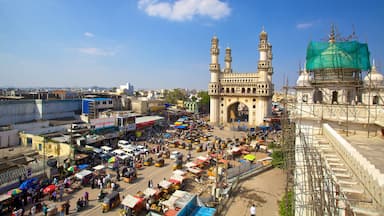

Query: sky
[1,0,384,91]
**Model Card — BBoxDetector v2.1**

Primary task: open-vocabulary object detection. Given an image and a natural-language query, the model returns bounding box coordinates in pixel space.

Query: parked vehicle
[155,158,165,167]
[170,151,182,160]
[101,191,121,213]
[101,146,113,154]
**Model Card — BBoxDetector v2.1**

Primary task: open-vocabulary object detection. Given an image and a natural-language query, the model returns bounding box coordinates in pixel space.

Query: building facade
[208,30,274,126]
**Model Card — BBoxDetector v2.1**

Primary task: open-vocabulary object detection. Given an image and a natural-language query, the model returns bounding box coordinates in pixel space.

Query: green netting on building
[306,41,370,71]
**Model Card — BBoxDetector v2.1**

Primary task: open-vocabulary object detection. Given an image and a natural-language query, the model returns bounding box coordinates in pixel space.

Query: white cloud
[296,22,313,29]
[84,32,95,37]
[138,0,231,21]
[78,48,115,56]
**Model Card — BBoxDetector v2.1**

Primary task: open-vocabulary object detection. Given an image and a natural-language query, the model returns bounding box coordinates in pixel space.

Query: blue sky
[1,0,384,91]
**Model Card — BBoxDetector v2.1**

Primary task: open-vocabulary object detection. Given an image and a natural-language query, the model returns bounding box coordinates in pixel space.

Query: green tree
[164,88,187,104]
[279,190,294,216]
[197,91,210,114]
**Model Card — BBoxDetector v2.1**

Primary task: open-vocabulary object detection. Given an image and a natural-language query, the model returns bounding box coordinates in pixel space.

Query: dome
[260,28,268,40]
[296,69,312,87]
[364,61,384,86]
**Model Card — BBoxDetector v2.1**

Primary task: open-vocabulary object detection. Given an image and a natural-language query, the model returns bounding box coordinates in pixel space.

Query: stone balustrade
[323,123,384,207]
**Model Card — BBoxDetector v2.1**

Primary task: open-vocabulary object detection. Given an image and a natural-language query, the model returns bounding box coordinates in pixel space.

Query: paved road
[37,127,248,216]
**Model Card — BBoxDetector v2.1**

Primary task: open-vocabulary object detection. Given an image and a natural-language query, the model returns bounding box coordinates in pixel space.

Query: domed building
[362,60,384,105]
[295,26,384,106]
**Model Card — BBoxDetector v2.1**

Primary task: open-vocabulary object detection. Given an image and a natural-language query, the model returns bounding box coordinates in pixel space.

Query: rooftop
[341,131,384,173]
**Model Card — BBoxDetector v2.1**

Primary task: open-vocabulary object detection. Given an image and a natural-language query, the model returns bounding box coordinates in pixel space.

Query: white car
[170,151,183,160]
[111,149,130,160]
[136,145,149,154]
[118,140,132,149]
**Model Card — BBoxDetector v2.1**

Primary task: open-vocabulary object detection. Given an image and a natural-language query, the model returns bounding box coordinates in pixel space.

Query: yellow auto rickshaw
[172,159,182,170]
[196,144,202,152]
[185,143,192,150]
[122,167,137,183]
[178,142,186,149]
[102,191,121,213]
[163,150,170,159]
[155,158,165,167]
[144,157,153,166]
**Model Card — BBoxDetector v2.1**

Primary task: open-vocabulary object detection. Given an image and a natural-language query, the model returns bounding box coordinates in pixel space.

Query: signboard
[90,117,115,129]
[117,116,136,132]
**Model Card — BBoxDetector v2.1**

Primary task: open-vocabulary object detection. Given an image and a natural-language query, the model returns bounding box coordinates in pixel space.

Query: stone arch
[313,90,323,103]
[227,101,249,123]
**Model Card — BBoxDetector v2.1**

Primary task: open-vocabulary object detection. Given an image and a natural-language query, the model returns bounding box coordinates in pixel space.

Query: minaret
[208,36,221,125]
[258,28,269,82]
[224,47,232,73]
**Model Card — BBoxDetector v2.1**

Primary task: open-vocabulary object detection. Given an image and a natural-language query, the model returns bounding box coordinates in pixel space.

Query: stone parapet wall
[323,123,384,207]
[290,103,384,124]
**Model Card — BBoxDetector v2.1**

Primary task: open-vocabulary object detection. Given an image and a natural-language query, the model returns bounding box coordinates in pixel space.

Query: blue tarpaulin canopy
[78,164,89,170]
[19,178,38,190]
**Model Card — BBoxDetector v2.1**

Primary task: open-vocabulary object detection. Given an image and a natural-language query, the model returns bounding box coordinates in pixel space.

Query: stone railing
[323,123,384,207]
[290,103,384,124]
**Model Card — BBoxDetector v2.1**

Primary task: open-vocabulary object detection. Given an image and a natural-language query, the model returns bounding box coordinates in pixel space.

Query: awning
[75,169,93,179]
[93,165,105,171]
[159,180,172,189]
[185,162,197,168]
[122,194,141,208]
[172,170,186,176]
[169,175,184,184]
[143,188,158,198]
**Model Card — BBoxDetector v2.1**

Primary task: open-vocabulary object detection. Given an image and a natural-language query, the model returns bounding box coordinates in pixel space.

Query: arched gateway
[208,29,274,127]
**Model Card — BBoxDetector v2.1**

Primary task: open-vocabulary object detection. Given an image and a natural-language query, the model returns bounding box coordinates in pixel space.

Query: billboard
[117,116,136,132]
[90,117,115,129]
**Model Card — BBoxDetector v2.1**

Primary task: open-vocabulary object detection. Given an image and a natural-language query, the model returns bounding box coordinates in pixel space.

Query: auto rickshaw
[185,143,192,150]
[163,150,170,159]
[155,158,165,167]
[196,144,202,152]
[178,142,186,149]
[144,157,153,166]
[193,139,200,145]
[122,167,137,183]
[101,191,121,213]
[172,159,182,170]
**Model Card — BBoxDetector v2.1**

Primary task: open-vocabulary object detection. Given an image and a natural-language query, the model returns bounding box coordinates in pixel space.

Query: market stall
[121,194,145,215]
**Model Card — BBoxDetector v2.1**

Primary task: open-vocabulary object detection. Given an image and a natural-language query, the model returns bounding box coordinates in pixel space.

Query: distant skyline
[1,0,384,91]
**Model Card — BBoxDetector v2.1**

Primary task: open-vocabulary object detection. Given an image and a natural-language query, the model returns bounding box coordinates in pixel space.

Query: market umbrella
[244,154,256,162]
[78,164,89,170]
[43,185,56,194]
[108,156,116,163]
[8,188,22,196]
[67,165,78,172]
[19,178,37,190]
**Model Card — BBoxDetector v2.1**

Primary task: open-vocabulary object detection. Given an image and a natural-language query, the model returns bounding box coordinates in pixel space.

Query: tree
[164,88,187,104]
[197,91,210,114]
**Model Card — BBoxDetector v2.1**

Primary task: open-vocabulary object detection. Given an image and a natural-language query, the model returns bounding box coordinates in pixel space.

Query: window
[108,101,112,104]
[38,143,42,151]
[302,95,308,103]
[27,137,33,147]
[373,96,379,105]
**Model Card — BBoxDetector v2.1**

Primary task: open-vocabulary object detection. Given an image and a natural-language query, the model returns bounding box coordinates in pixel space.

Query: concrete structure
[208,29,274,127]
[184,101,199,114]
[292,27,384,215]
[82,98,113,119]
[0,99,81,126]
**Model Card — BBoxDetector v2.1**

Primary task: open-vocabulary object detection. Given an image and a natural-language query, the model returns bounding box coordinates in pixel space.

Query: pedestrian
[42,203,48,216]
[58,203,65,216]
[64,200,70,215]
[30,204,36,216]
[148,180,151,188]
[250,204,256,216]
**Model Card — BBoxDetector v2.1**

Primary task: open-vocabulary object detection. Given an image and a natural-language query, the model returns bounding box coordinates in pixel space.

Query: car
[136,145,149,154]
[170,151,183,160]
[118,140,132,149]
[101,146,113,154]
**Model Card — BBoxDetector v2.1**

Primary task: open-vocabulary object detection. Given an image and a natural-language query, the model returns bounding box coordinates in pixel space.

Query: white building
[208,29,274,127]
